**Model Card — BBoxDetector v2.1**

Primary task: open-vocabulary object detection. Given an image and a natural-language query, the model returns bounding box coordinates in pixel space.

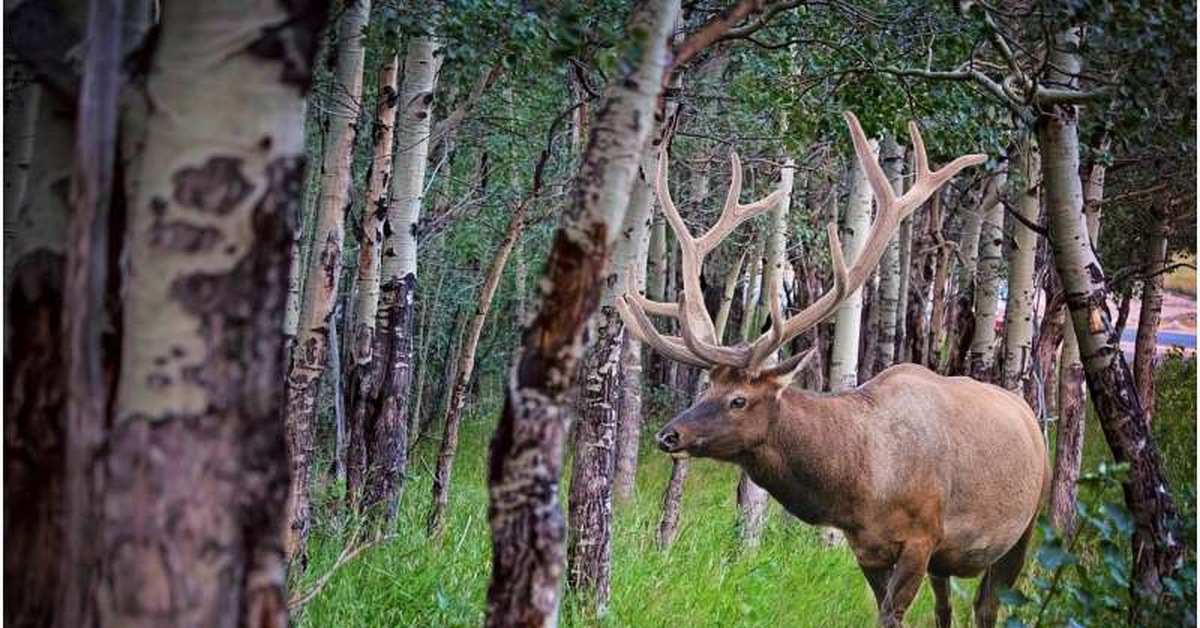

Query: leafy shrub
[1001,463,1197,628]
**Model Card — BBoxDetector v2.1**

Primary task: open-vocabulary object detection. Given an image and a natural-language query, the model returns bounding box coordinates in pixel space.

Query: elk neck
[735,384,878,530]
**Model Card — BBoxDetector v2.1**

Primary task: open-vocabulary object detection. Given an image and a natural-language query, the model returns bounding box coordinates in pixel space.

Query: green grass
[294,356,1196,627]
[294,414,974,627]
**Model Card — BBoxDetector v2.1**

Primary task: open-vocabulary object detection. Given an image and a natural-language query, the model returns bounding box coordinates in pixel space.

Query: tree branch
[672,0,766,69]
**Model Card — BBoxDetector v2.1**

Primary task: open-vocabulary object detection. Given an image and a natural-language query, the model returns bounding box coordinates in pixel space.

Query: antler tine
[744,106,983,369]
[624,264,678,317]
[844,112,897,213]
[696,152,787,254]
[616,296,710,369]
[656,150,696,247]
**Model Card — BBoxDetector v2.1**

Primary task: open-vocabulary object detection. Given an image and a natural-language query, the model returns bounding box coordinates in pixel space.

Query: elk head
[618,111,986,464]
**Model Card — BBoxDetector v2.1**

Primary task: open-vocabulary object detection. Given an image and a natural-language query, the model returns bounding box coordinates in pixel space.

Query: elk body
[620,113,1049,628]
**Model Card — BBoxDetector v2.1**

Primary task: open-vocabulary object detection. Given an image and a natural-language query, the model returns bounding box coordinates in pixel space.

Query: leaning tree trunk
[283,0,370,561]
[1133,208,1170,424]
[360,36,441,520]
[485,0,679,623]
[1001,135,1041,394]
[1050,102,1110,534]
[428,180,533,536]
[345,50,400,510]
[828,142,876,391]
[3,63,41,292]
[967,166,1008,382]
[1039,24,1180,601]
[78,1,322,625]
[873,137,905,374]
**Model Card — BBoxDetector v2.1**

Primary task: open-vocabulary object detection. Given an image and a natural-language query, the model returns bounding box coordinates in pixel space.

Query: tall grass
[294,355,1196,626]
[294,414,965,626]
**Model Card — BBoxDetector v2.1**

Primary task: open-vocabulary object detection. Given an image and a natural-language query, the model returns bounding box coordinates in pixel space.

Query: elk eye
[729,396,747,409]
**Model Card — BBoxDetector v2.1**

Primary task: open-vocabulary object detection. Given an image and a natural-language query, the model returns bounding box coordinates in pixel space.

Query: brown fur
[656,363,1049,627]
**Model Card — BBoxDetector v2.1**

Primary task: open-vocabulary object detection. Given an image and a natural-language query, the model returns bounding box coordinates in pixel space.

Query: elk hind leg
[930,574,952,628]
[879,538,935,628]
[973,522,1034,628]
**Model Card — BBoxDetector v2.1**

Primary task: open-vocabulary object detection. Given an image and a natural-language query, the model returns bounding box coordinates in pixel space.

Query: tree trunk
[485,0,679,623]
[1133,208,1170,424]
[657,249,744,549]
[345,51,400,509]
[1001,135,1041,394]
[829,143,876,391]
[3,64,41,293]
[428,189,531,536]
[1039,25,1180,600]
[858,274,879,382]
[942,185,984,375]
[968,167,1008,382]
[1050,324,1086,531]
[613,164,656,503]
[645,211,669,389]
[4,59,74,628]
[737,156,794,548]
[79,2,322,624]
[893,216,913,362]
[283,0,370,560]
[922,193,947,367]
[874,137,905,374]
[359,35,441,520]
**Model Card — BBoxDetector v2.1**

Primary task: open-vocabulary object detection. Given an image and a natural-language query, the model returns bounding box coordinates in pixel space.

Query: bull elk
[618,112,1049,628]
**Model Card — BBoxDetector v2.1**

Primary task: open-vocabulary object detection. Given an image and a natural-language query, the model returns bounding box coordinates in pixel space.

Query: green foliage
[999,463,1197,628]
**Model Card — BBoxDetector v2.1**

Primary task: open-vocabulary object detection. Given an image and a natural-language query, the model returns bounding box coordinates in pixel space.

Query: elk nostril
[657,429,680,451]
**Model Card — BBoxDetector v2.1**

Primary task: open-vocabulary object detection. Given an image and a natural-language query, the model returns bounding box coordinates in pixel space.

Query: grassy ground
[295,415,970,627]
[294,356,1196,627]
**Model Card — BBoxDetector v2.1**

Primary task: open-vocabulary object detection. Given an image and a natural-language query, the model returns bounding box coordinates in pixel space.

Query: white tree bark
[1001,135,1041,392]
[968,165,1008,381]
[874,137,905,373]
[828,141,877,391]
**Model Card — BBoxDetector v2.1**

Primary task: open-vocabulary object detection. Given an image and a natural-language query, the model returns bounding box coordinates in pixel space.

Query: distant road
[1120,328,1196,349]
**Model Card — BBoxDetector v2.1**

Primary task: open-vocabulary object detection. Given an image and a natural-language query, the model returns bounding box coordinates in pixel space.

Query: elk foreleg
[879,537,935,627]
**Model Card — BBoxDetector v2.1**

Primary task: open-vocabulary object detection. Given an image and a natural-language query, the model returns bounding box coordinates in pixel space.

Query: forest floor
[294,357,1196,627]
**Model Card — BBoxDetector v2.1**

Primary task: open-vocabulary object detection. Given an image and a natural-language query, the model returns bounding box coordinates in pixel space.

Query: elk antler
[620,111,986,372]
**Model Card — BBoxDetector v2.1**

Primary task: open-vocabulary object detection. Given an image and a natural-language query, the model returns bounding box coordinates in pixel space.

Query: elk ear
[760,348,818,388]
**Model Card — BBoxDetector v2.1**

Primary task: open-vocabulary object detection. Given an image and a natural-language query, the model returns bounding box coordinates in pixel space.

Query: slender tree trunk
[874,137,905,374]
[737,156,793,548]
[942,185,984,375]
[79,2,322,624]
[1039,25,1180,600]
[613,164,656,503]
[345,51,400,509]
[485,0,679,623]
[894,216,913,362]
[922,193,947,367]
[360,36,441,520]
[858,274,879,382]
[1051,323,1086,531]
[1001,135,1041,393]
[645,212,669,389]
[283,0,370,560]
[1133,208,1170,424]
[829,143,876,390]
[968,166,1008,382]
[429,190,532,536]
